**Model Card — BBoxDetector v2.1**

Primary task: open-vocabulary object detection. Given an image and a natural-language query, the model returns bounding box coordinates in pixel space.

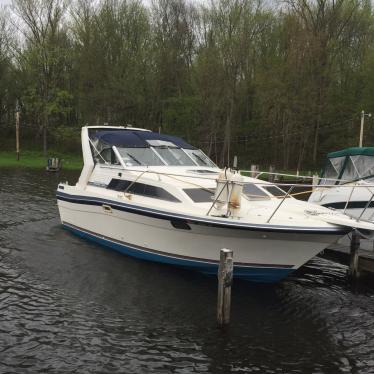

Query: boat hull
[63,222,293,282]
[309,182,374,221]
[57,192,346,283]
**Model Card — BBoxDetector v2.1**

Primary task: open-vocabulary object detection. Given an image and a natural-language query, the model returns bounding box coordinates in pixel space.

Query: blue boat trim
[56,191,350,235]
[63,222,295,283]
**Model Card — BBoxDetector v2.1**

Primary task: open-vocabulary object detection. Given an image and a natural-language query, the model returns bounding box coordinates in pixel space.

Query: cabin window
[95,147,118,164]
[107,179,180,202]
[183,188,215,202]
[262,185,288,197]
[243,183,269,200]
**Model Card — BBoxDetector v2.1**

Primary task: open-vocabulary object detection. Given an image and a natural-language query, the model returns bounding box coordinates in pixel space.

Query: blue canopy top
[90,129,196,149]
[92,130,148,148]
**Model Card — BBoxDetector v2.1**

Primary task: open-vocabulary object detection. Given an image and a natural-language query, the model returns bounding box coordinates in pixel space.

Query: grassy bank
[0,150,82,170]
[0,150,317,177]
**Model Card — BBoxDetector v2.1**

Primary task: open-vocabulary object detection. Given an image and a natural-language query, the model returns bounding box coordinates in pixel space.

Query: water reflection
[0,168,374,373]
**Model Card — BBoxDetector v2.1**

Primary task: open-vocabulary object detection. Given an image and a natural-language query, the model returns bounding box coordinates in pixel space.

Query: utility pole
[15,100,20,161]
[359,110,372,147]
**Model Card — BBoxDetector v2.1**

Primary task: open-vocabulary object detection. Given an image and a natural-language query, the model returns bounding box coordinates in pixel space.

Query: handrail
[240,169,349,183]
[267,185,295,223]
[343,185,355,214]
[101,157,374,225]
[206,180,229,216]
[102,164,374,188]
[357,192,374,222]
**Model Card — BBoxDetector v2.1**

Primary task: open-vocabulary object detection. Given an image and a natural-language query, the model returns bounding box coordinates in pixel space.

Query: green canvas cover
[320,147,374,185]
[327,147,374,158]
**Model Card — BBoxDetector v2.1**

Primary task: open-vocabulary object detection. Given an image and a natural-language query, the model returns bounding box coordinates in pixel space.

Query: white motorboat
[309,147,374,221]
[56,127,374,283]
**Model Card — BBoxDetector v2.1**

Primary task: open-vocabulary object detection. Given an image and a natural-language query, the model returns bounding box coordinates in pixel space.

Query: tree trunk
[297,134,308,171]
[282,112,289,170]
[313,86,323,165]
[43,125,47,157]
[207,133,213,156]
[221,95,234,167]
[42,108,48,157]
[312,119,320,165]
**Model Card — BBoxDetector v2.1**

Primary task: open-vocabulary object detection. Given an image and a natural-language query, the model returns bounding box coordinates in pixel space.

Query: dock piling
[349,230,361,279]
[312,174,319,191]
[250,164,259,178]
[268,165,275,182]
[217,249,233,326]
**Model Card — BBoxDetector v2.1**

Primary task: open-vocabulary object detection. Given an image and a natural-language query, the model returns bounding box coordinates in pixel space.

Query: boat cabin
[76,126,289,207]
[88,127,217,168]
[320,147,374,185]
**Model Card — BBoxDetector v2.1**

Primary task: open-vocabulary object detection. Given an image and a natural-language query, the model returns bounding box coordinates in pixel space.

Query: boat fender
[212,168,244,217]
[228,171,244,218]
[229,172,244,209]
[214,168,230,210]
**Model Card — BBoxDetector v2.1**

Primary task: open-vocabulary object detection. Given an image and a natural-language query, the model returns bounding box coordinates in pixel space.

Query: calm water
[1,168,374,373]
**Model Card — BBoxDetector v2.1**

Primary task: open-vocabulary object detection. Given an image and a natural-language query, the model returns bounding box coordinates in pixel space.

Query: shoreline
[0,151,82,170]
[0,151,315,179]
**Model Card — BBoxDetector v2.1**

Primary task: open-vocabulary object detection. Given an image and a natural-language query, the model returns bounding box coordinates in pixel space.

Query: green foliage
[2,0,374,170]
[162,96,201,142]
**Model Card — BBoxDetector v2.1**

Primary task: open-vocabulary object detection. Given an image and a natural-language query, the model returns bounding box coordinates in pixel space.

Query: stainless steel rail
[266,186,294,223]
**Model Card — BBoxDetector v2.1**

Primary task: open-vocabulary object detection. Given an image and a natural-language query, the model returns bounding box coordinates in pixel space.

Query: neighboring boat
[309,147,374,221]
[56,127,374,283]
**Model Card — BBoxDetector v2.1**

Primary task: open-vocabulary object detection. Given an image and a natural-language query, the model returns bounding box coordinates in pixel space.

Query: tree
[13,0,71,156]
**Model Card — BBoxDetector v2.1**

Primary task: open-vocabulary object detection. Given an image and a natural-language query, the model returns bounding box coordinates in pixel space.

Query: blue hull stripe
[56,191,350,235]
[63,223,294,283]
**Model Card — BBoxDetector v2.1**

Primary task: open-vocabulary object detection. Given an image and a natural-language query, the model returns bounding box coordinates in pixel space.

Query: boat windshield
[155,147,195,166]
[320,156,345,185]
[89,129,218,168]
[116,146,216,167]
[320,154,374,185]
[184,149,217,167]
[339,155,374,183]
[117,147,164,166]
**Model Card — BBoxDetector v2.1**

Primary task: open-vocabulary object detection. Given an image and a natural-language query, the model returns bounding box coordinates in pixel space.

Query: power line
[195,116,356,145]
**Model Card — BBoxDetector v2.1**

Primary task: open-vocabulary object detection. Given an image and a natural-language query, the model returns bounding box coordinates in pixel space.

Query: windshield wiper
[126,153,142,165]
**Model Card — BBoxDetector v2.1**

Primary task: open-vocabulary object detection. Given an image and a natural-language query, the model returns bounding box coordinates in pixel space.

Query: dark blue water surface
[1,168,374,373]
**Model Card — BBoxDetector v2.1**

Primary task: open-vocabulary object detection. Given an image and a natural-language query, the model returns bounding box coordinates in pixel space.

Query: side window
[184,188,214,202]
[243,183,269,200]
[107,179,180,202]
[262,186,288,197]
[95,148,118,165]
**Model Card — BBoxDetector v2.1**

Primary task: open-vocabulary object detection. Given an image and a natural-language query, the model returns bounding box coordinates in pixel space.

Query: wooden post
[250,164,259,178]
[268,165,275,182]
[217,249,233,326]
[15,107,20,161]
[312,174,319,192]
[349,230,360,279]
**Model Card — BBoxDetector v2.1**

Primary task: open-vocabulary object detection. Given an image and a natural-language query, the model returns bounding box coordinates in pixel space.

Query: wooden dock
[325,235,374,279]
